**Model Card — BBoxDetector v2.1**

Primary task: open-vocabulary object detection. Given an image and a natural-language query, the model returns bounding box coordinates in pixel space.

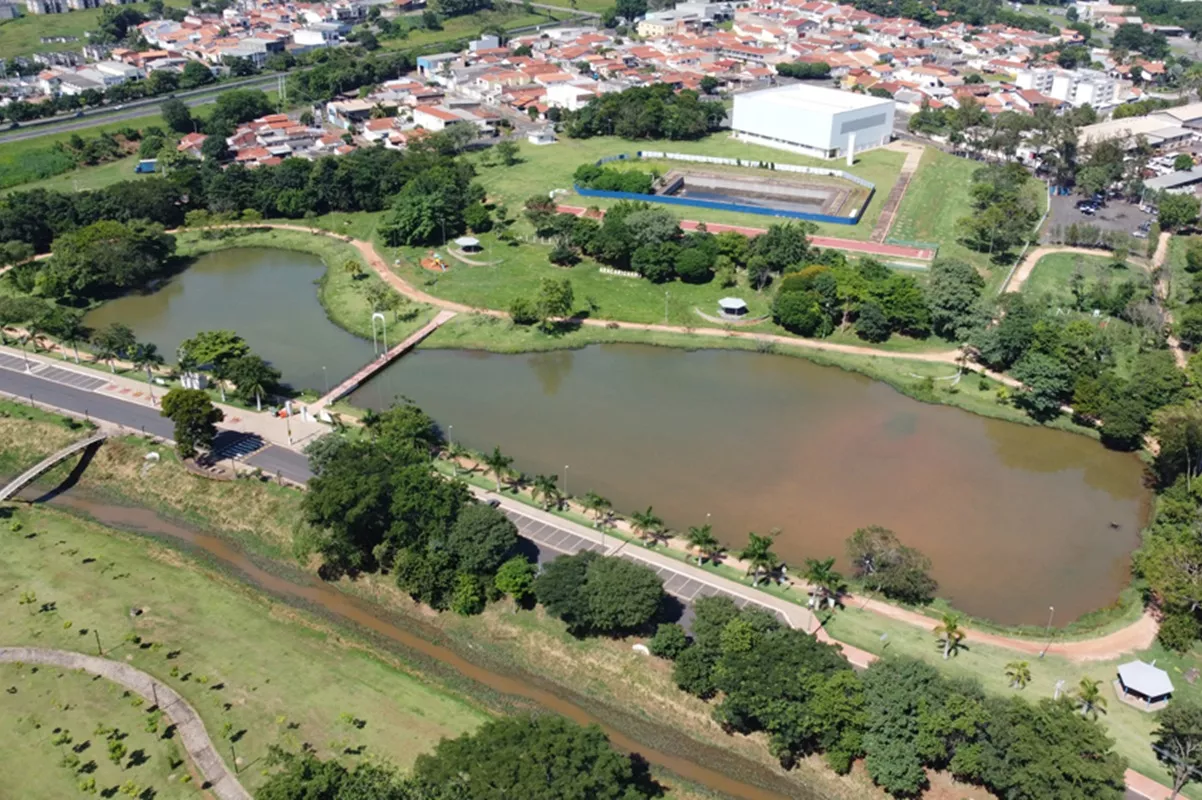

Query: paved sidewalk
[0,646,250,800]
[0,344,327,450]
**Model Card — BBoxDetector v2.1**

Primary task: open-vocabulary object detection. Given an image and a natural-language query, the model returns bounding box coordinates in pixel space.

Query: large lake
[89,248,1150,625]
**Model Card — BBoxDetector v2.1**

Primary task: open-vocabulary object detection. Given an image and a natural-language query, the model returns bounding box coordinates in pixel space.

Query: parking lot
[1045,192,1154,243]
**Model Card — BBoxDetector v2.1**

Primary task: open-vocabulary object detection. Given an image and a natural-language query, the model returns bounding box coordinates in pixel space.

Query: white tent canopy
[1118,661,1174,699]
[718,297,748,313]
[454,236,480,248]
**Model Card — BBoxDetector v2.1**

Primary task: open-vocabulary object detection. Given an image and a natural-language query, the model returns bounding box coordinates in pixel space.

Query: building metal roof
[1118,660,1174,697]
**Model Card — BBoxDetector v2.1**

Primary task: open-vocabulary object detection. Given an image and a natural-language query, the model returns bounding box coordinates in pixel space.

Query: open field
[1,154,151,195]
[1021,251,1142,306]
[384,7,570,51]
[0,113,167,192]
[471,135,905,241]
[0,0,189,58]
[0,504,489,795]
[0,661,202,800]
[889,146,1047,279]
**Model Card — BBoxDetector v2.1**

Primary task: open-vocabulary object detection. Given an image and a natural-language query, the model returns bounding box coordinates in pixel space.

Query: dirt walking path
[0,646,250,800]
[1001,245,1132,294]
[1151,232,1187,368]
[869,142,924,244]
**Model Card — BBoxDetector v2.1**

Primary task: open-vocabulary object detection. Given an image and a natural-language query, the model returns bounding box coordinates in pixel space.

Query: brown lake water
[86,248,1150,626]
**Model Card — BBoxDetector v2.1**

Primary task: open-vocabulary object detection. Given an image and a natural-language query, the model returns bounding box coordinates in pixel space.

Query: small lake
[90,247,1150,625]
[84,248,373,393]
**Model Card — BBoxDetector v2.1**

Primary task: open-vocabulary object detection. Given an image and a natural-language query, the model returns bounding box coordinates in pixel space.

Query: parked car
[1134,228,1149,239]
[1080,205,1097,216]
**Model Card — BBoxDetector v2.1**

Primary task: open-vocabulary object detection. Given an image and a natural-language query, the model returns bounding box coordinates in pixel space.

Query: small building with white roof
[1116,660,1174,711]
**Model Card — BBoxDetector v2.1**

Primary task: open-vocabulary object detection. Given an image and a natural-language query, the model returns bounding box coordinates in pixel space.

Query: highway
[0,74,279,143]
[0,359,313,483]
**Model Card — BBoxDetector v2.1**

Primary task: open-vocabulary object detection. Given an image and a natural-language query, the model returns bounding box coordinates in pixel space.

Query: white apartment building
[1016,68,1127,109]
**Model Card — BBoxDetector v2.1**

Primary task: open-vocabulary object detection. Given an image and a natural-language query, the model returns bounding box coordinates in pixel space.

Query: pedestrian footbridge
[0,433,108,501]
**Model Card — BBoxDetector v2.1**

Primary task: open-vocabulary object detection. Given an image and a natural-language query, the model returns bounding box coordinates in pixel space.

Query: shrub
[649,623,690,659]
[509,297,540,325]
[1159,610,1200,652]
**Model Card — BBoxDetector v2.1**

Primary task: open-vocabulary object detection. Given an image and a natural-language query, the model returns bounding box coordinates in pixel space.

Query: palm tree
[739,532,780,586]
[91,333,118,373]
[131,343,164,402]
[1074,678,1107,719]
[210,361,228,402]
[532,473,562,510]
[686,524,723,566]
[581,491,611,527]
[24,319,42,353]
[445,441,470,475]
[481,446,513,492]
[1005,660,1031,690]
[803,557,845,610]
[58,314,89,364]
[934,613,967,660]
[630,506,663,545]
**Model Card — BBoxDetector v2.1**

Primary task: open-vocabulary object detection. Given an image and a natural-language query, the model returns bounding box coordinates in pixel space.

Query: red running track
[555,205,935,261]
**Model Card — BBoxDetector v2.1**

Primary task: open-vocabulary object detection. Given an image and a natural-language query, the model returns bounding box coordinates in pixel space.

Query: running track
[555,205,936,261]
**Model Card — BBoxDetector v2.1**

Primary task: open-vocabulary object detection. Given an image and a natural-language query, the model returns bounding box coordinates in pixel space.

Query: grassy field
[0,504,489,796]
[0,0,188,58]
[470,134,905,242]
[0,661,202,800]
[889,147,1047,280]
[0,113,168,192]
[1022,251,1145,307]
[385,7,570,52]
[1,153,152,195]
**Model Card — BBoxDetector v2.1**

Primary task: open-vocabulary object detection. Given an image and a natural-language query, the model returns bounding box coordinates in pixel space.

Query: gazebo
[718,297,749,319]
[1116,660,1174,711]
[454,236,482,254]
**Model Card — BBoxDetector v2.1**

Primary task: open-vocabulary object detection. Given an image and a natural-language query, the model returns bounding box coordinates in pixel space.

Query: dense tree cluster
[38,219,175,303]
[258,715,661,800]
[562,85,725,140]
[956,163,1040,259]
[302,404,528,614]
[660,597,1125,798]
[775,61,832,79]
[572,163,655,194]
[1173,238,1202,350]
[287,49,416,104]
[534,550,667,636]
[846,526,937,604]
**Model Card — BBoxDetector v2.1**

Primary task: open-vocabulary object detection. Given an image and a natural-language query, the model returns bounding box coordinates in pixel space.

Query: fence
[577,152,875,226]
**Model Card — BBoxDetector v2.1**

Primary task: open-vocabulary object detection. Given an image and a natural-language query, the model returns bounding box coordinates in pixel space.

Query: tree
[855,302,891,343]
[685,524,722,565]
[493,139,520,166]
[1005,660,1031,689]
[700,76,719,94]
[649,623,689,659]
[927,259,985,340]
[845,526,937,604]
[41,220,175,302]
[1011,351,1073,421]
[130,342,164,397]
[773,290,826,336]
[509,296,540,325]
[412,715,660,799]
[159,388,224,459]
[537,276,574,330]
[934,612,966,660]
[180,60,215,90]
[494,556,536,607]
[1074,677,1107,719]
[160,98,194,134]
[200,134,231,163]
[581,491,612,527]
[532,473,562,510]
[37,307,89,364]
[1177,154,1196,172]
[1153,700,1202,798]
[224,353,280,411]
[803,557,845,610]
[535,551,664,635]
[1160,193,1201,231]
[630,506,663,544]
[343,259,364,280]
[738,531,781,586]
[91,322,137,372]
[481,446,513,491]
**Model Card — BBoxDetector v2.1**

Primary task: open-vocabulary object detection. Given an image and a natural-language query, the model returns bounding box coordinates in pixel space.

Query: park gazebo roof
[1117,660,1174,699]
[454,236,480,248]
[718,297,748,312]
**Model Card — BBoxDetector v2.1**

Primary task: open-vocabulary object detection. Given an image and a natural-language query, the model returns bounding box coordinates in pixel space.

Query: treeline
[562,84,725,141]
[957,163,1040,259]
[837,0,1056,33]
[286,48,416,104]
[258,715,662,799]
[653,604,1126,799]
[1170,238,1202,350]
[776,61,832,80]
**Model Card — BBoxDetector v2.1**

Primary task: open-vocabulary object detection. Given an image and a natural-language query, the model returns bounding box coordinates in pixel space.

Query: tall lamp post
[1039,605,1055,658]
[563,464,569,498]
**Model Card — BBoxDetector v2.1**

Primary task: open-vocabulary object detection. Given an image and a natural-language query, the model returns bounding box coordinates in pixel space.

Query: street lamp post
[1039,605,1055,658]
[322,365,329,396]
[563,465,569,498]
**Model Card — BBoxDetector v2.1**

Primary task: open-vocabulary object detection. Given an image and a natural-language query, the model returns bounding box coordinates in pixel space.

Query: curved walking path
[0,646,250,800]
[1002,245,1137,295]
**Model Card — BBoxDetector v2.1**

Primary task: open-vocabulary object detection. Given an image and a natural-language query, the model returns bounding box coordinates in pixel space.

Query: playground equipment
[420,251,448,272]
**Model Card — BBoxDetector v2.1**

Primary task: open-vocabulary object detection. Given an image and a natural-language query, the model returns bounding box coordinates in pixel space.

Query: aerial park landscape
[8,3,1202,799]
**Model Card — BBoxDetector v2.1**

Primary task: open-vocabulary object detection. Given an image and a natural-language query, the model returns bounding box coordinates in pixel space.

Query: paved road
[0,358,312,483]
[0,74,278,144]
[0,647,250,800]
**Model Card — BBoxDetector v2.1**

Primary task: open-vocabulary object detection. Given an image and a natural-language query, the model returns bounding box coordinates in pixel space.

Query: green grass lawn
[0,661,202,800]
[0,0,188,58]
[384,7,569,51]
[0,505,488,795]
[890,146,1046,278]
[471,135,904,242]
[1,153,153,195]
[1022,251,1145,307]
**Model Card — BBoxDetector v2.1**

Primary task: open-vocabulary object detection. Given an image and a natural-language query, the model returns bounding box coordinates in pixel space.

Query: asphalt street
[0,362,312,482]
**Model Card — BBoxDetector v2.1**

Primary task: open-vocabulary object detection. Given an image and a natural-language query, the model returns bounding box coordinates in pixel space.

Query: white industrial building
[731,84,894,162]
